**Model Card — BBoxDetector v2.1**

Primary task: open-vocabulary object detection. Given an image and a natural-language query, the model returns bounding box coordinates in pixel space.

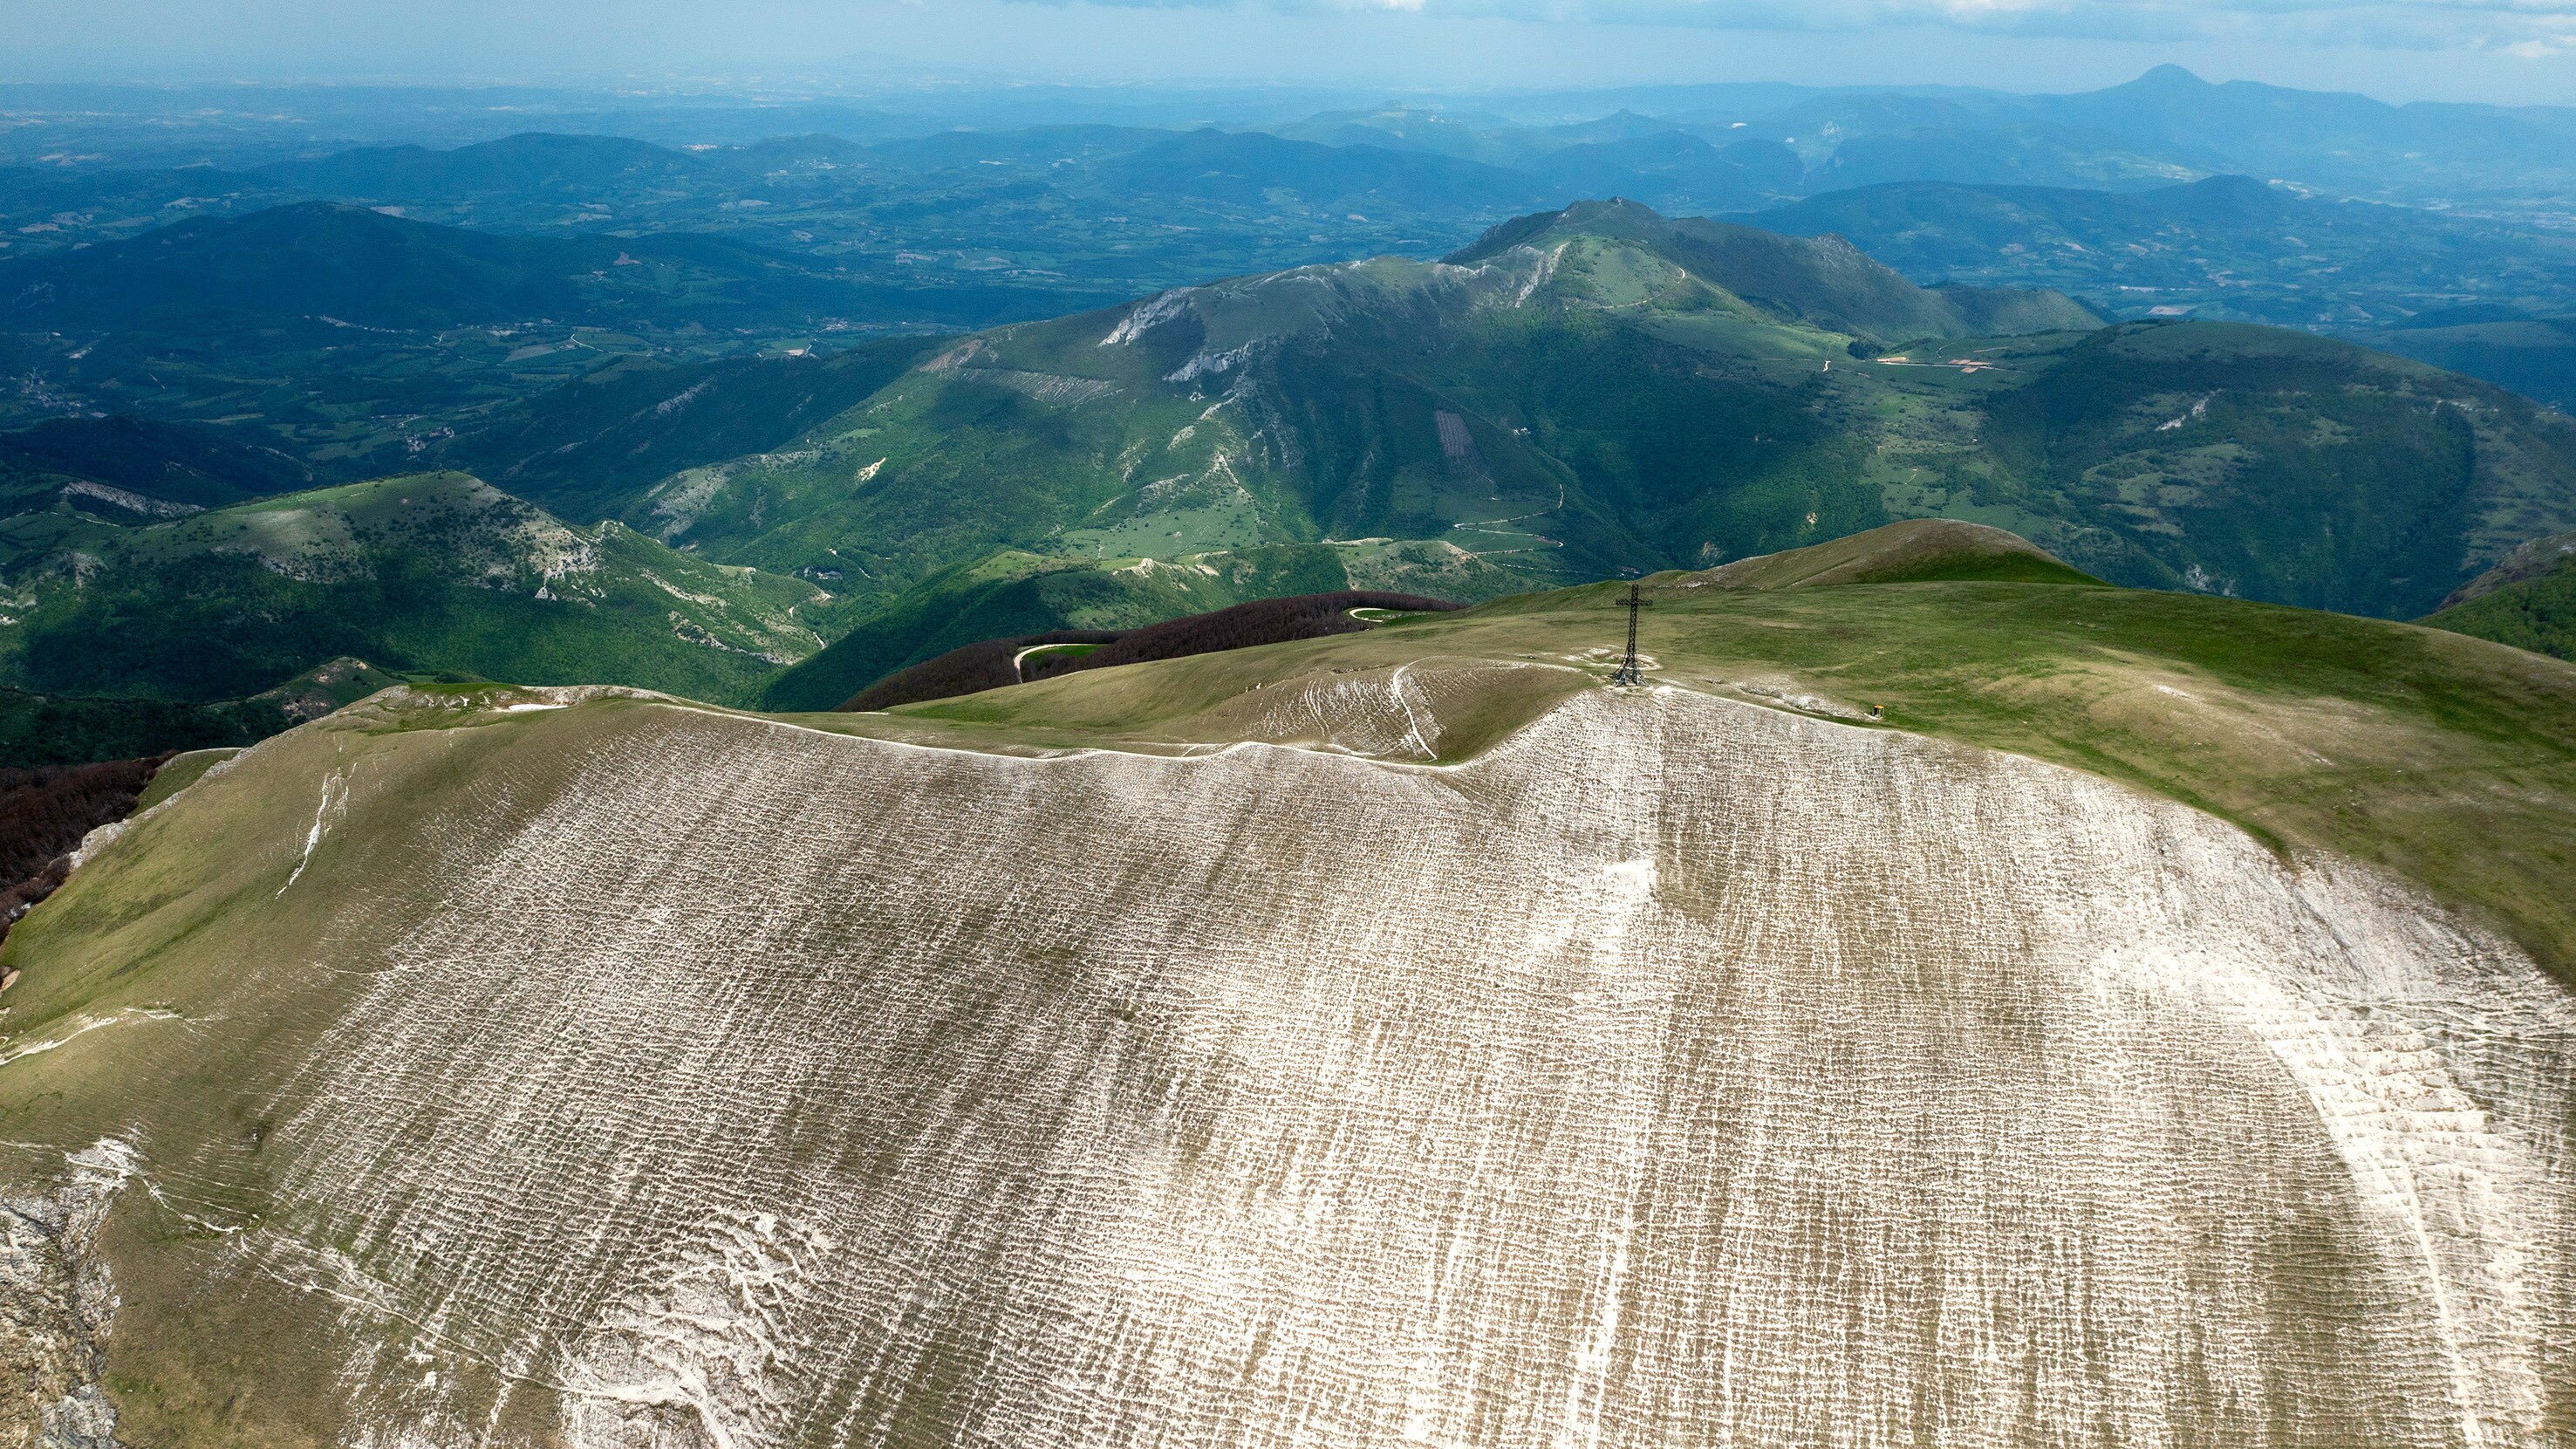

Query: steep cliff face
[6,679,2571,1448]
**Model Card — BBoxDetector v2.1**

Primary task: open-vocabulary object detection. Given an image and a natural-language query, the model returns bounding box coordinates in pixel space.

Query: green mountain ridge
[583,200,2576,685]
[0,415,321,516]
[1676,516,2105,589]
[1443,198,2103,339]
[602,197,2108,607]
[759,541,1507,711]
[259,131,720,201]
[0,471,827,708]
[414,339,941,529]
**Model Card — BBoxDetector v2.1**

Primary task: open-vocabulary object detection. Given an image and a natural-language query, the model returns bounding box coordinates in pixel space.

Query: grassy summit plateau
[2,522,2573,1447]
[848,520,2576,982]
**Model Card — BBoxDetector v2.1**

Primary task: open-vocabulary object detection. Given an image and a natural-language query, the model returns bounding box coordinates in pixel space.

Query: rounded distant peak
[1441,197,1672,265]
[2131,64,2213,90]
[1690,518,2102,590]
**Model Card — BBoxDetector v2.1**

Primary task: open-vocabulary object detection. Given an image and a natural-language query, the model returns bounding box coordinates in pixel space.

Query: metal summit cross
[1612,582,1646,686]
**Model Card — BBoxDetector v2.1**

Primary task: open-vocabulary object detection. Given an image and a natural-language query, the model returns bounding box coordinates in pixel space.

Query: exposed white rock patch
[0,1139,144,1447]
[276,769,347,896]
[59,479,201,519]
[1099,289,1198,347]
[63,822,124,872]
[1164,341,1261,385]
[1507,240,1570,305]
[1725,674,1870,721]
[919,338,984,373]
[645,452,818,541]
[972,368,1117,407]
[1210,660,1480,759]
[653,379,714,418]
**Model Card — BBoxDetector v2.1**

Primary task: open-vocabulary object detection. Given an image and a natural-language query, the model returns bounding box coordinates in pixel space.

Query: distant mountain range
[13,68,2576,424]
[1712,175,2576,406]
[1281,65,2576,212]
[1729,175,2576,328]
[0,200,1003,336]
[0,199,1095,472]
[23,70,2576,255]
[263,130,716,200]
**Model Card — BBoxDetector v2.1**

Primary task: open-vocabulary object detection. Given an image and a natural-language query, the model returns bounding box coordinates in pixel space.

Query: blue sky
[8,0,2575,104]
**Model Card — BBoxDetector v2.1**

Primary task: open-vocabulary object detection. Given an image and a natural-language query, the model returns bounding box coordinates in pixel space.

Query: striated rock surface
[14,687,2576,1446]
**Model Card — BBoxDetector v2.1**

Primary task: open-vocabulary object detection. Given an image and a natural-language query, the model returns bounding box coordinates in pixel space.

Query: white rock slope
[107,689,2576,1445]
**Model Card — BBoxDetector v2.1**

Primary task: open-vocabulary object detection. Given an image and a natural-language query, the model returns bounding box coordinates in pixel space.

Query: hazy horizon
[7,0,2576,108]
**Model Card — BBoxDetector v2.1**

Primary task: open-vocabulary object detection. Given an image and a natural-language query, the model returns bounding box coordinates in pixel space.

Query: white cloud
[1037,0,2576,51]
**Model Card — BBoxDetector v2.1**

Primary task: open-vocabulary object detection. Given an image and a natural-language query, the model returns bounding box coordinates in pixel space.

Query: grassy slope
[129,748,237,811]
[0,687,556,1447]
[422,339,942,528]
[758,547,1337,713]
[1964,321,2576,615]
